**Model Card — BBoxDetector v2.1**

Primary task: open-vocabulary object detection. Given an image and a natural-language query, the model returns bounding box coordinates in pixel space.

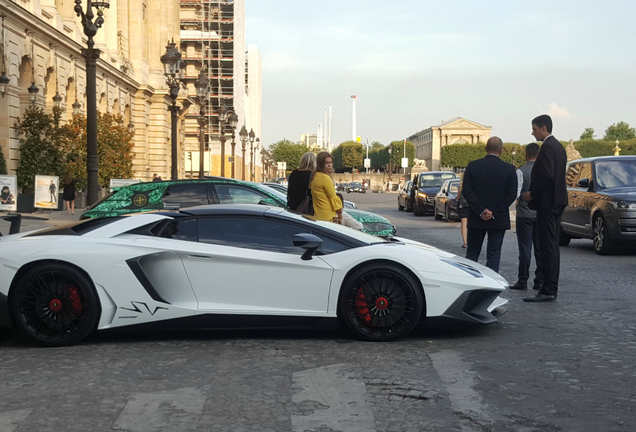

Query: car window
[419,173,456,187]
[195,216,347,255]
[595,160,636,189]
[162,184,209,209]
[449,183,459,193]
[157,218,198,241]
[215,184,271,205]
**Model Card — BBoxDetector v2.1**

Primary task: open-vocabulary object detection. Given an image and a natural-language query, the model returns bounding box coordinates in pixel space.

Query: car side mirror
[578,178,590,188]
[293,233,323,260]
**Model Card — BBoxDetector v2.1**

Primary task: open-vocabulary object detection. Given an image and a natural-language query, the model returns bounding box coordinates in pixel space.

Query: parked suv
[410,171,458,216]
[560,156,636,254]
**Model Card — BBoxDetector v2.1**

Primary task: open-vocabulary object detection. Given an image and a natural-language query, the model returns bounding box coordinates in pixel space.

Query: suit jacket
[462,154,518,230]
[528,136,568,210]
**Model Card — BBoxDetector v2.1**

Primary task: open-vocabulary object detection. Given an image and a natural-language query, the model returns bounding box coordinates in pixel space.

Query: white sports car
[0,205,508,346]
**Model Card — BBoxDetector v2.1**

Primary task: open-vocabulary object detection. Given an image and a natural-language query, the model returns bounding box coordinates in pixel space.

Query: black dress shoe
[509,283,528,290]
[523,293,557,302]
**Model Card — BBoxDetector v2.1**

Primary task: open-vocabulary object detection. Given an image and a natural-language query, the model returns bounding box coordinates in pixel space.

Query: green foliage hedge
[441,139,636,169]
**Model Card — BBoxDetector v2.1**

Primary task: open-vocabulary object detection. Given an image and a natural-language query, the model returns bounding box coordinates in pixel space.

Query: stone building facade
[0,0,261,184]
[407,117,492,171]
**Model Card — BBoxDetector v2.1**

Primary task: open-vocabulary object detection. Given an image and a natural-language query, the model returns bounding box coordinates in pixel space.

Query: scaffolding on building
[180,0,235,174]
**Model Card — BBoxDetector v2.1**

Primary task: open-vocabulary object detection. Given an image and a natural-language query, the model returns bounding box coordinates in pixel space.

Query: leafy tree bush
[574,139,636,157]
[0,145,7,175]
[603,122,636,141]
[580,127,595,140]
[269,140,310,172]
[14,107,65,193]
[340,141,364,171]
[441,142,527,169]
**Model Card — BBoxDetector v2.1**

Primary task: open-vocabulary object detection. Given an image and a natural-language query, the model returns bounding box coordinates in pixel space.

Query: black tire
[444,205,451,222]
[11,263,100,346]
[593,214,613,255]
[413,201,424,216]
[398,201,404,211]
[338,264,423,342]
[558,226,571,246]
[406,199,412,212]
[434,205,442,220]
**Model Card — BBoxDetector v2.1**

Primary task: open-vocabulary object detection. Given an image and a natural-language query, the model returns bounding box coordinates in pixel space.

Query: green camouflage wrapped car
[81,178,396,237]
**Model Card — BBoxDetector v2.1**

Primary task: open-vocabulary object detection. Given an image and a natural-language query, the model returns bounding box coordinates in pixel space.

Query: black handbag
[295,189,314,215]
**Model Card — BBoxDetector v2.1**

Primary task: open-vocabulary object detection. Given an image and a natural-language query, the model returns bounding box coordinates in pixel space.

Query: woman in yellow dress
[311,152,343,222]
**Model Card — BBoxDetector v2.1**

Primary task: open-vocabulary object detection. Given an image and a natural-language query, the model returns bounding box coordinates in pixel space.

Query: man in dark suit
[462,137,518,273]
[522,114,568,302]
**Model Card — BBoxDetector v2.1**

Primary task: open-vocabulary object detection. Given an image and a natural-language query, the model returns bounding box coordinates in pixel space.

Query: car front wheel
[434,204,442,220]
[338,264,423,342]
[11,263,100,346]
[593,214,614,255]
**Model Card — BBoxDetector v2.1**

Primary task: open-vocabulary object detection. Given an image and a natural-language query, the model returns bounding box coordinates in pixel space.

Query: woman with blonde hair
[287,152,316,212]
[311,152,342,222]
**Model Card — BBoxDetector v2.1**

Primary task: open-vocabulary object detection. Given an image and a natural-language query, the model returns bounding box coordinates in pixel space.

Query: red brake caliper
[68,286,83,315]
[355,288,372,323]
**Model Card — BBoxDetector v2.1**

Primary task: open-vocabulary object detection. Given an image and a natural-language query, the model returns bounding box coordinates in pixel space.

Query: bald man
[461,137,518,272]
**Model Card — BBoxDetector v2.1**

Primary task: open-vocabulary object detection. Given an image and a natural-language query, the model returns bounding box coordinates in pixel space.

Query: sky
[245,0,636,148]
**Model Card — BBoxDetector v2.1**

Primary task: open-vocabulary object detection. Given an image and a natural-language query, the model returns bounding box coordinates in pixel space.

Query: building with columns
[407,117,492,171]
[0,0,261,185]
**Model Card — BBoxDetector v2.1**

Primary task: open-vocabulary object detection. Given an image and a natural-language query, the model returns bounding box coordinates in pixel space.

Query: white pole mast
[328,105,332,152]
[351,95,357,142]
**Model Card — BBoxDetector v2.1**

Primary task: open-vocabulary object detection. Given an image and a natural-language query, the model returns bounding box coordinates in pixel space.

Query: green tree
[15,106,65,193]
[603,121,636,141]
[340,141,364,171]
[269,139,310,172]
[388,140,416,168]
[0,146,7,175]
[580,127,595,140]
[58,112,134,189]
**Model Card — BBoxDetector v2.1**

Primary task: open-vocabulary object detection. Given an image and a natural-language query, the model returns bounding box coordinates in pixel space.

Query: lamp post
[193,69,209,179]
[239,125,248,180]
[160,39,183,180]
[388,145,393,184]
[254,137,260,181]
[249,128,255,180]
[75,0,110,206]
[28,82,38,105]
[217,103,228,177]
[228,112,238,178]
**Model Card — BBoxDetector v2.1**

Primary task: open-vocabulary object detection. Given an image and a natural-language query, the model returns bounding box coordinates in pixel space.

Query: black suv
[560,156,636,254]
[410,171,458,216]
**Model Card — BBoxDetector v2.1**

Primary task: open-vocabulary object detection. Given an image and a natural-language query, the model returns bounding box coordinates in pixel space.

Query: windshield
[595,160,636,189]
[419,173,456,187]
[253,183,289,203]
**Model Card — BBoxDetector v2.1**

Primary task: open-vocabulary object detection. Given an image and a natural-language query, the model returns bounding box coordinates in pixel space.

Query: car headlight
[611,201,636,210]
[440,259,483,278]
[417,192,427,199]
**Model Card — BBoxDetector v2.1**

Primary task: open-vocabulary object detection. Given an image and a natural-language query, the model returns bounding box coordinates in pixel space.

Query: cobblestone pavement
[1,199,635,431]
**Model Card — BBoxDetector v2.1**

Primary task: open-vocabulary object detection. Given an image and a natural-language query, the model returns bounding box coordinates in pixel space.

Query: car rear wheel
[11,263,100,346]
[338,264,423,342]
[413,201,424,216]
[398,201,404,211]
[444,205,451,222]
[593,214,614,255]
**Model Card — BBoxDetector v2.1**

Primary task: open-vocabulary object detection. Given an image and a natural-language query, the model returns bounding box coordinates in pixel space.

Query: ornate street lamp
[217,103,228,177]
[239,125,248,180]
[52,92,63,108]
[72,100,82,115]
[75,0,110,206]
[228,112,238,178]
[248,128,255,180]
[194,69,209,179]
[160,39,183,180]
[28,82,39,105]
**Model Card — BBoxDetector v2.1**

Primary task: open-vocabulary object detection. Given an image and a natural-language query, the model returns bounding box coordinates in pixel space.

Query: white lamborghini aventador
[0,205,508,346]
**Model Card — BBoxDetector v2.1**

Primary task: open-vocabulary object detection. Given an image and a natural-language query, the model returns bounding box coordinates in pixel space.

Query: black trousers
[515,217,543,287]
[466,228,506,273]
[536,206,565,295]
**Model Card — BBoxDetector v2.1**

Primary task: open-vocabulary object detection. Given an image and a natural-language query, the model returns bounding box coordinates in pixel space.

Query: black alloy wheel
[593,214,614,255]
[398,200,405,211]
[444,204,451,222]
[434,204,442,220]
[338,264,423,342]
[11,264,100,346]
